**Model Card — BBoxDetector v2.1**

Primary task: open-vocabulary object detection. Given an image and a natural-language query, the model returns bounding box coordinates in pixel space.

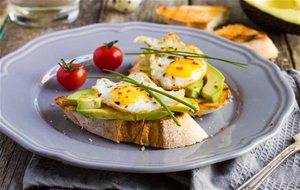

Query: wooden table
[0,0,299,189]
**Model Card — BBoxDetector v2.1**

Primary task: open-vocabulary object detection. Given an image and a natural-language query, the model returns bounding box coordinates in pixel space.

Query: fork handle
[237,143,300,190]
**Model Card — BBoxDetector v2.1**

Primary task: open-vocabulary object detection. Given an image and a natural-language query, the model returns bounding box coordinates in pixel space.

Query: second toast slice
[156,5,229,31]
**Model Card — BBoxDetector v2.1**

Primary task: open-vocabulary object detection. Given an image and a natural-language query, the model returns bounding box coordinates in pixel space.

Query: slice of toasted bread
[156,5,229,31]
[129,56,231,116]
[55,96,208,149]
[214,24,279,60]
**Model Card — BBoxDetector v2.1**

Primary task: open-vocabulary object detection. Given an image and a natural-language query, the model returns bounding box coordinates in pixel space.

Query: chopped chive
[87,69,201,126]
[126,48,248,68]
[102,69,198,111]
[88,74,182,126]
[143,87,180,126]
[88,74,197,112]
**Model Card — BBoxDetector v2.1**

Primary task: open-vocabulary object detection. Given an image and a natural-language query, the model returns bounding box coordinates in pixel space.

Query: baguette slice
[55,96,208,149]
[156,5,229,31]
[214,24,279,60]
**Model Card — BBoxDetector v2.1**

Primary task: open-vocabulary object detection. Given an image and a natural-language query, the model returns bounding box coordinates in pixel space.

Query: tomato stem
[104,40,118,48]
[58,58,78,72]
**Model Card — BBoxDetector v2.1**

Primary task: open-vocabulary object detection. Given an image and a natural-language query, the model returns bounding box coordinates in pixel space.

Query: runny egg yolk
[109,85,150,106]
[165,59,203,78]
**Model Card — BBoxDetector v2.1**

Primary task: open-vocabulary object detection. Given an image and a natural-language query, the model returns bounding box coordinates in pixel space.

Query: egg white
[134,33,207,90]
[92,72,185,113]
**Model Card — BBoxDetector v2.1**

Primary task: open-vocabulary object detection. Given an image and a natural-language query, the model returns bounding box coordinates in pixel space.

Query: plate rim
[0,22,295,173]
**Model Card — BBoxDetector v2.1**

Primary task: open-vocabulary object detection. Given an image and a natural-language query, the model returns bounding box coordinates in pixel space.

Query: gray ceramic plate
[0,22,294,173]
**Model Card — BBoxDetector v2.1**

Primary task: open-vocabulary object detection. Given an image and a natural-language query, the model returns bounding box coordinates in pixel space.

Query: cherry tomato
[93,40,123,70]
[56,59,87,90]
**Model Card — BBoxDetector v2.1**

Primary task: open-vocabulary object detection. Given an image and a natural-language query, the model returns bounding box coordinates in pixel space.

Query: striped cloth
[191,69,300,190]
[23,69,300,190]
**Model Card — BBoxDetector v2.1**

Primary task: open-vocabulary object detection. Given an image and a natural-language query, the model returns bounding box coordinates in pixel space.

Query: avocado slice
[170,97,199,112]
[241,0,300,34]
[185,79,204,98]
[77,97,102,109]
[76,98,198,120]
[69,86,199,120]
[69,89,198,112]
[67,89,98,105]
[78,100,198,121]
[201,64,225,103]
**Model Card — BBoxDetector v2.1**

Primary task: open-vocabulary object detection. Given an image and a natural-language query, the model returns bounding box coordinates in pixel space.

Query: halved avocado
[241,0,300,34]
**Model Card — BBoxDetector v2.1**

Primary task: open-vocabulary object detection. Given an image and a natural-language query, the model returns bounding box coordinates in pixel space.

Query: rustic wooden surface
[0,0,299,189]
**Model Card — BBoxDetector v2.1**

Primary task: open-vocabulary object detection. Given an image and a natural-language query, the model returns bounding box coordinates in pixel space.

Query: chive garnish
[102,69,198,111]
[126,48,248,68]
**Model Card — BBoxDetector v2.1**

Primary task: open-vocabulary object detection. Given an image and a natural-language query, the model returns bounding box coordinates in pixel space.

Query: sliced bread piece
[156,5,229,31]
[214,24,279,60]
[55,96,208,149]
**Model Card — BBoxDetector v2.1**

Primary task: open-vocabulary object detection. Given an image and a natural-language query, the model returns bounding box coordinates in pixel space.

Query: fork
[237,133,300,190]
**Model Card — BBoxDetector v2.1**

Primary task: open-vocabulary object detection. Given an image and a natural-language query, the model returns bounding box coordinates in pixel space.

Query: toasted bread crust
[55,96,208,149]
[214,24,278,60]
[156,5,229,31]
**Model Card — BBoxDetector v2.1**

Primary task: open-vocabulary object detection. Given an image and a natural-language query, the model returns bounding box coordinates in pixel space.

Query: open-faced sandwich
[56,33,234,149]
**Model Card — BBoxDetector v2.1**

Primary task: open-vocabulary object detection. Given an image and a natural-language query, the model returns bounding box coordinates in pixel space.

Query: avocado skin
[185,79,204,98]
[241,0,300,34]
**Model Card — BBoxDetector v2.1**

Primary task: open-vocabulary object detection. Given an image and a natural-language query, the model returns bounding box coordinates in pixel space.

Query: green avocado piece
[201,64,225,102]
[241,0,300,34]
[77,98,199,120]
[69,86,199,120]
[67,89,98,105]
[185,79,204,98]
[77,97,102,109]
[169,97,199,113]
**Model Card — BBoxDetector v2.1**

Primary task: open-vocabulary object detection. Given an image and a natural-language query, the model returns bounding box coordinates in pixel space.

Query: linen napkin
[23,69,300,190]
